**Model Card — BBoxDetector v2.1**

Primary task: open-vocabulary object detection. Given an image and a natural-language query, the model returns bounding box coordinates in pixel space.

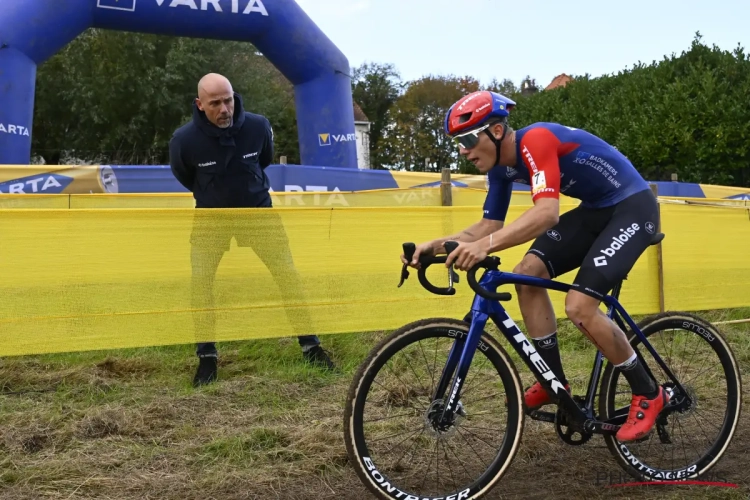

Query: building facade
[353,101,371,169]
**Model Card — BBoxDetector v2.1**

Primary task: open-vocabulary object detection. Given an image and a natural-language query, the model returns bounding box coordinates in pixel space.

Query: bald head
[198,73,232,98]
[196,73,235,129]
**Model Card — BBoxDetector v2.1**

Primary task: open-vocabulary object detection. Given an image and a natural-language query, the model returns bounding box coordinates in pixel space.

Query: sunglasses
[453,123,491,149]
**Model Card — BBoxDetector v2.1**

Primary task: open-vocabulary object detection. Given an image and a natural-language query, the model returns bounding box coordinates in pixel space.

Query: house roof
[545,74,573,91]
[353,100,369,122]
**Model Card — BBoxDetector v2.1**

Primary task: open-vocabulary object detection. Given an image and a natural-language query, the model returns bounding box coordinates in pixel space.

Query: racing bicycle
[344,236,742,500]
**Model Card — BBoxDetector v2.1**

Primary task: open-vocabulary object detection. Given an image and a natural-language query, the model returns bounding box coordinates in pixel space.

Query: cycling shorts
[526,188,660,300]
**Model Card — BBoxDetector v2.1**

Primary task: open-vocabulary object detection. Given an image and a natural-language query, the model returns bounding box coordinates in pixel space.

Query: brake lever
[444,241,460,292]
[398,241,461,293]
[449,267,460,285]
[398,242,417,288]
[398,264,410,288]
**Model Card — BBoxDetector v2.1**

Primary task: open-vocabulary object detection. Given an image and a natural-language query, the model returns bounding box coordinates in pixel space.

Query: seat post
[609,278,625,301]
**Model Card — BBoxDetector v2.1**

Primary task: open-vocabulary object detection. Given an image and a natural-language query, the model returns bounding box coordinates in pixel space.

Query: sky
[294,0,750,90]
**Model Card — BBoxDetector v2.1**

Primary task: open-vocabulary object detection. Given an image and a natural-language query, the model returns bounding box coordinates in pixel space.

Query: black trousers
[189,208,318,357]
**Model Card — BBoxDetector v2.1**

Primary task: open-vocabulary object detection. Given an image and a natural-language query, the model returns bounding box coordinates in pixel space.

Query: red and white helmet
[444,91,516,149]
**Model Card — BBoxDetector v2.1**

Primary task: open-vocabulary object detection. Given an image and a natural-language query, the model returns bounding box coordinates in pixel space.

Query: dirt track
[263,397,750,500]
[0,322,748,500]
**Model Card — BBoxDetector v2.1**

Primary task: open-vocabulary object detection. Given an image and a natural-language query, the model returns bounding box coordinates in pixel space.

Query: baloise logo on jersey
[593,223,640,267]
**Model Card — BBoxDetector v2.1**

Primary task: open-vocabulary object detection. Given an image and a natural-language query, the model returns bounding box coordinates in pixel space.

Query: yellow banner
[0,192,746,357]
[0,188,580,210]
[661,203,750,311]
[0,201,697,357]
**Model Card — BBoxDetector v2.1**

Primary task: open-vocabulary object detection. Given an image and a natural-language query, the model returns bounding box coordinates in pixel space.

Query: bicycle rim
[344,318,525,499]
[599,312,742,481]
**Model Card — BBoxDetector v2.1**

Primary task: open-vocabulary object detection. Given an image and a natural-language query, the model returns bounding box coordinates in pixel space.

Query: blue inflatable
[0,0,358,169]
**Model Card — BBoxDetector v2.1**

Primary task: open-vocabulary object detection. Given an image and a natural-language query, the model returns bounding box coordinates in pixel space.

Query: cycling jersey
[483,123,650,221]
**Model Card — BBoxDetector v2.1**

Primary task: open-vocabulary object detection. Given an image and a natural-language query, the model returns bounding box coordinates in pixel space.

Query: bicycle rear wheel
[599,312,742,481]
[344,318,525,499]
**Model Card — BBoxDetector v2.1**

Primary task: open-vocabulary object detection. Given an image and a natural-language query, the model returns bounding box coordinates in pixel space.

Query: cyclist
[402,90,668,442]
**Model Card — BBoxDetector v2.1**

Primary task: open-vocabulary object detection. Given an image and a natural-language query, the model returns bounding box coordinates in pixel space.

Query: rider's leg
[565,290,656,397]
[513,253,556,340]
[516,207,603,409]
[514,254,571,408]
[570,188,667,441]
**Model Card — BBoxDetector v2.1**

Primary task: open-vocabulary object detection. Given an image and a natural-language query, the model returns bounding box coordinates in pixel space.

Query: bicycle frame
[434,267,688,434]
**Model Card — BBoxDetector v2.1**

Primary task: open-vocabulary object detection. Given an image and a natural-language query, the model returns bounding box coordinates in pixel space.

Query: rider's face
[457,124,504,173]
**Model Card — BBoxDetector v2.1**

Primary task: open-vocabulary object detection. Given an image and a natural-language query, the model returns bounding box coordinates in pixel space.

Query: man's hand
[401,241,437,270]
[444,240,488,271]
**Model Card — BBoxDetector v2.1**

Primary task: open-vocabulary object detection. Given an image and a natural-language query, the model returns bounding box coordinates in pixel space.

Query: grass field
[1,308,749,499]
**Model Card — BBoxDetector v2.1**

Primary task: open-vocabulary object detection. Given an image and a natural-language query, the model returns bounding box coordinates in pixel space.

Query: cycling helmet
[444,90,516,165]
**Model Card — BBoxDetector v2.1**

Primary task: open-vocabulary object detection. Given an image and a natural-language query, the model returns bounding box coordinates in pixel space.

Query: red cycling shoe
[524,381,571,410]
[616,386,670,442]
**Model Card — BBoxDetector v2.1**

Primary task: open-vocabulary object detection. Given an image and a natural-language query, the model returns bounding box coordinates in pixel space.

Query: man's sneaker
[616,386,670,442]
[193,356,217,387]
[303,345,338,372]
[524,381,571,410]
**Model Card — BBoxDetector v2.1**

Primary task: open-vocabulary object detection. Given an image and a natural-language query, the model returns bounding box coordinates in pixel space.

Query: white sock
[535,331,556,341]
[615,352,637,370]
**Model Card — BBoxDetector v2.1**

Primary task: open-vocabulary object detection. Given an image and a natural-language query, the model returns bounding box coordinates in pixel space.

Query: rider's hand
[445,240,488,271]
[401,241,436,269]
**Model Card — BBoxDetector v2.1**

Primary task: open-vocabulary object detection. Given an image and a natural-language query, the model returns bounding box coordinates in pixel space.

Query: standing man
[169,73,336,387]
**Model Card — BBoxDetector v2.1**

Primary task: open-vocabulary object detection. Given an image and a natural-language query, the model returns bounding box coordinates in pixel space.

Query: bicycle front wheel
[344,318,525,500]
[599,312,742,482]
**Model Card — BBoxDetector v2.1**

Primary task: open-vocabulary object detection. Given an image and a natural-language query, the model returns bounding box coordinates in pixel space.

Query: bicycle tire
[598,311,742,481]
[344,318,525,500]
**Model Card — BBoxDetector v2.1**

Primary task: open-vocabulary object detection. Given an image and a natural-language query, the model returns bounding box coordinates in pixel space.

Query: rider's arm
[430,172,512,253]
[432,218,504,253]
[485,128,562,253]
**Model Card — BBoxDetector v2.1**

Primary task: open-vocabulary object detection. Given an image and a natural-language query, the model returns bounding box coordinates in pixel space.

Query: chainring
[555,404,593,446]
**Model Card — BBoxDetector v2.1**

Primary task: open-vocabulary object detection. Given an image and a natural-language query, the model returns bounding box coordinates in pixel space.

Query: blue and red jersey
[483,122,650,221]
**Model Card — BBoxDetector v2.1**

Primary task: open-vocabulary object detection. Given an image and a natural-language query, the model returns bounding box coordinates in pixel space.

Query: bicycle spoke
[364,411,421,424]
[348,321,521,499]
[601,315,739,481]
[370,426,425,445]
[454,426,490,471]
[417,340,437,398]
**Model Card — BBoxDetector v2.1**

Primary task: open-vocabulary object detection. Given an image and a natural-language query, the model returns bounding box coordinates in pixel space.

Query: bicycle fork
[432,309,489,428]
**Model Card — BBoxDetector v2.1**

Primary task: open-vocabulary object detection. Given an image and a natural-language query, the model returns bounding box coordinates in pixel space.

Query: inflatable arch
[0,0,358,168]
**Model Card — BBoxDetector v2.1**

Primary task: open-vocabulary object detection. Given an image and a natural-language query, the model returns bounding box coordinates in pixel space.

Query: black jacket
[169,93,274,208]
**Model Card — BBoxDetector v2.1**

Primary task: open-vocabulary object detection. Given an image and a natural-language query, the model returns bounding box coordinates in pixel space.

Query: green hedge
[510,34,750,186]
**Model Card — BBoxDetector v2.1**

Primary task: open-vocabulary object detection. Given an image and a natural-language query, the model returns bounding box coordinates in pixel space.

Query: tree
[223,47,300,163]
[31,29,298,165]
[508,33,750,186]
[486,78,519,98]
[351,62,404,169]
[377,75,482,172]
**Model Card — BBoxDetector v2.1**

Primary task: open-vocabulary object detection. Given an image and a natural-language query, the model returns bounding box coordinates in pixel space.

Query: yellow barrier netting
[0,191,746,357]
[0,188,578,210]
[660,202,750,311]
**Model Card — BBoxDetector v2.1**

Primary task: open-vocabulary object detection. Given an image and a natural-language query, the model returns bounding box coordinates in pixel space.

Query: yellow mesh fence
[659,196,750,208]
[0,194,71,209]
[0,188,581,210]
[660,202,750,311]
[0,190,746,357]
